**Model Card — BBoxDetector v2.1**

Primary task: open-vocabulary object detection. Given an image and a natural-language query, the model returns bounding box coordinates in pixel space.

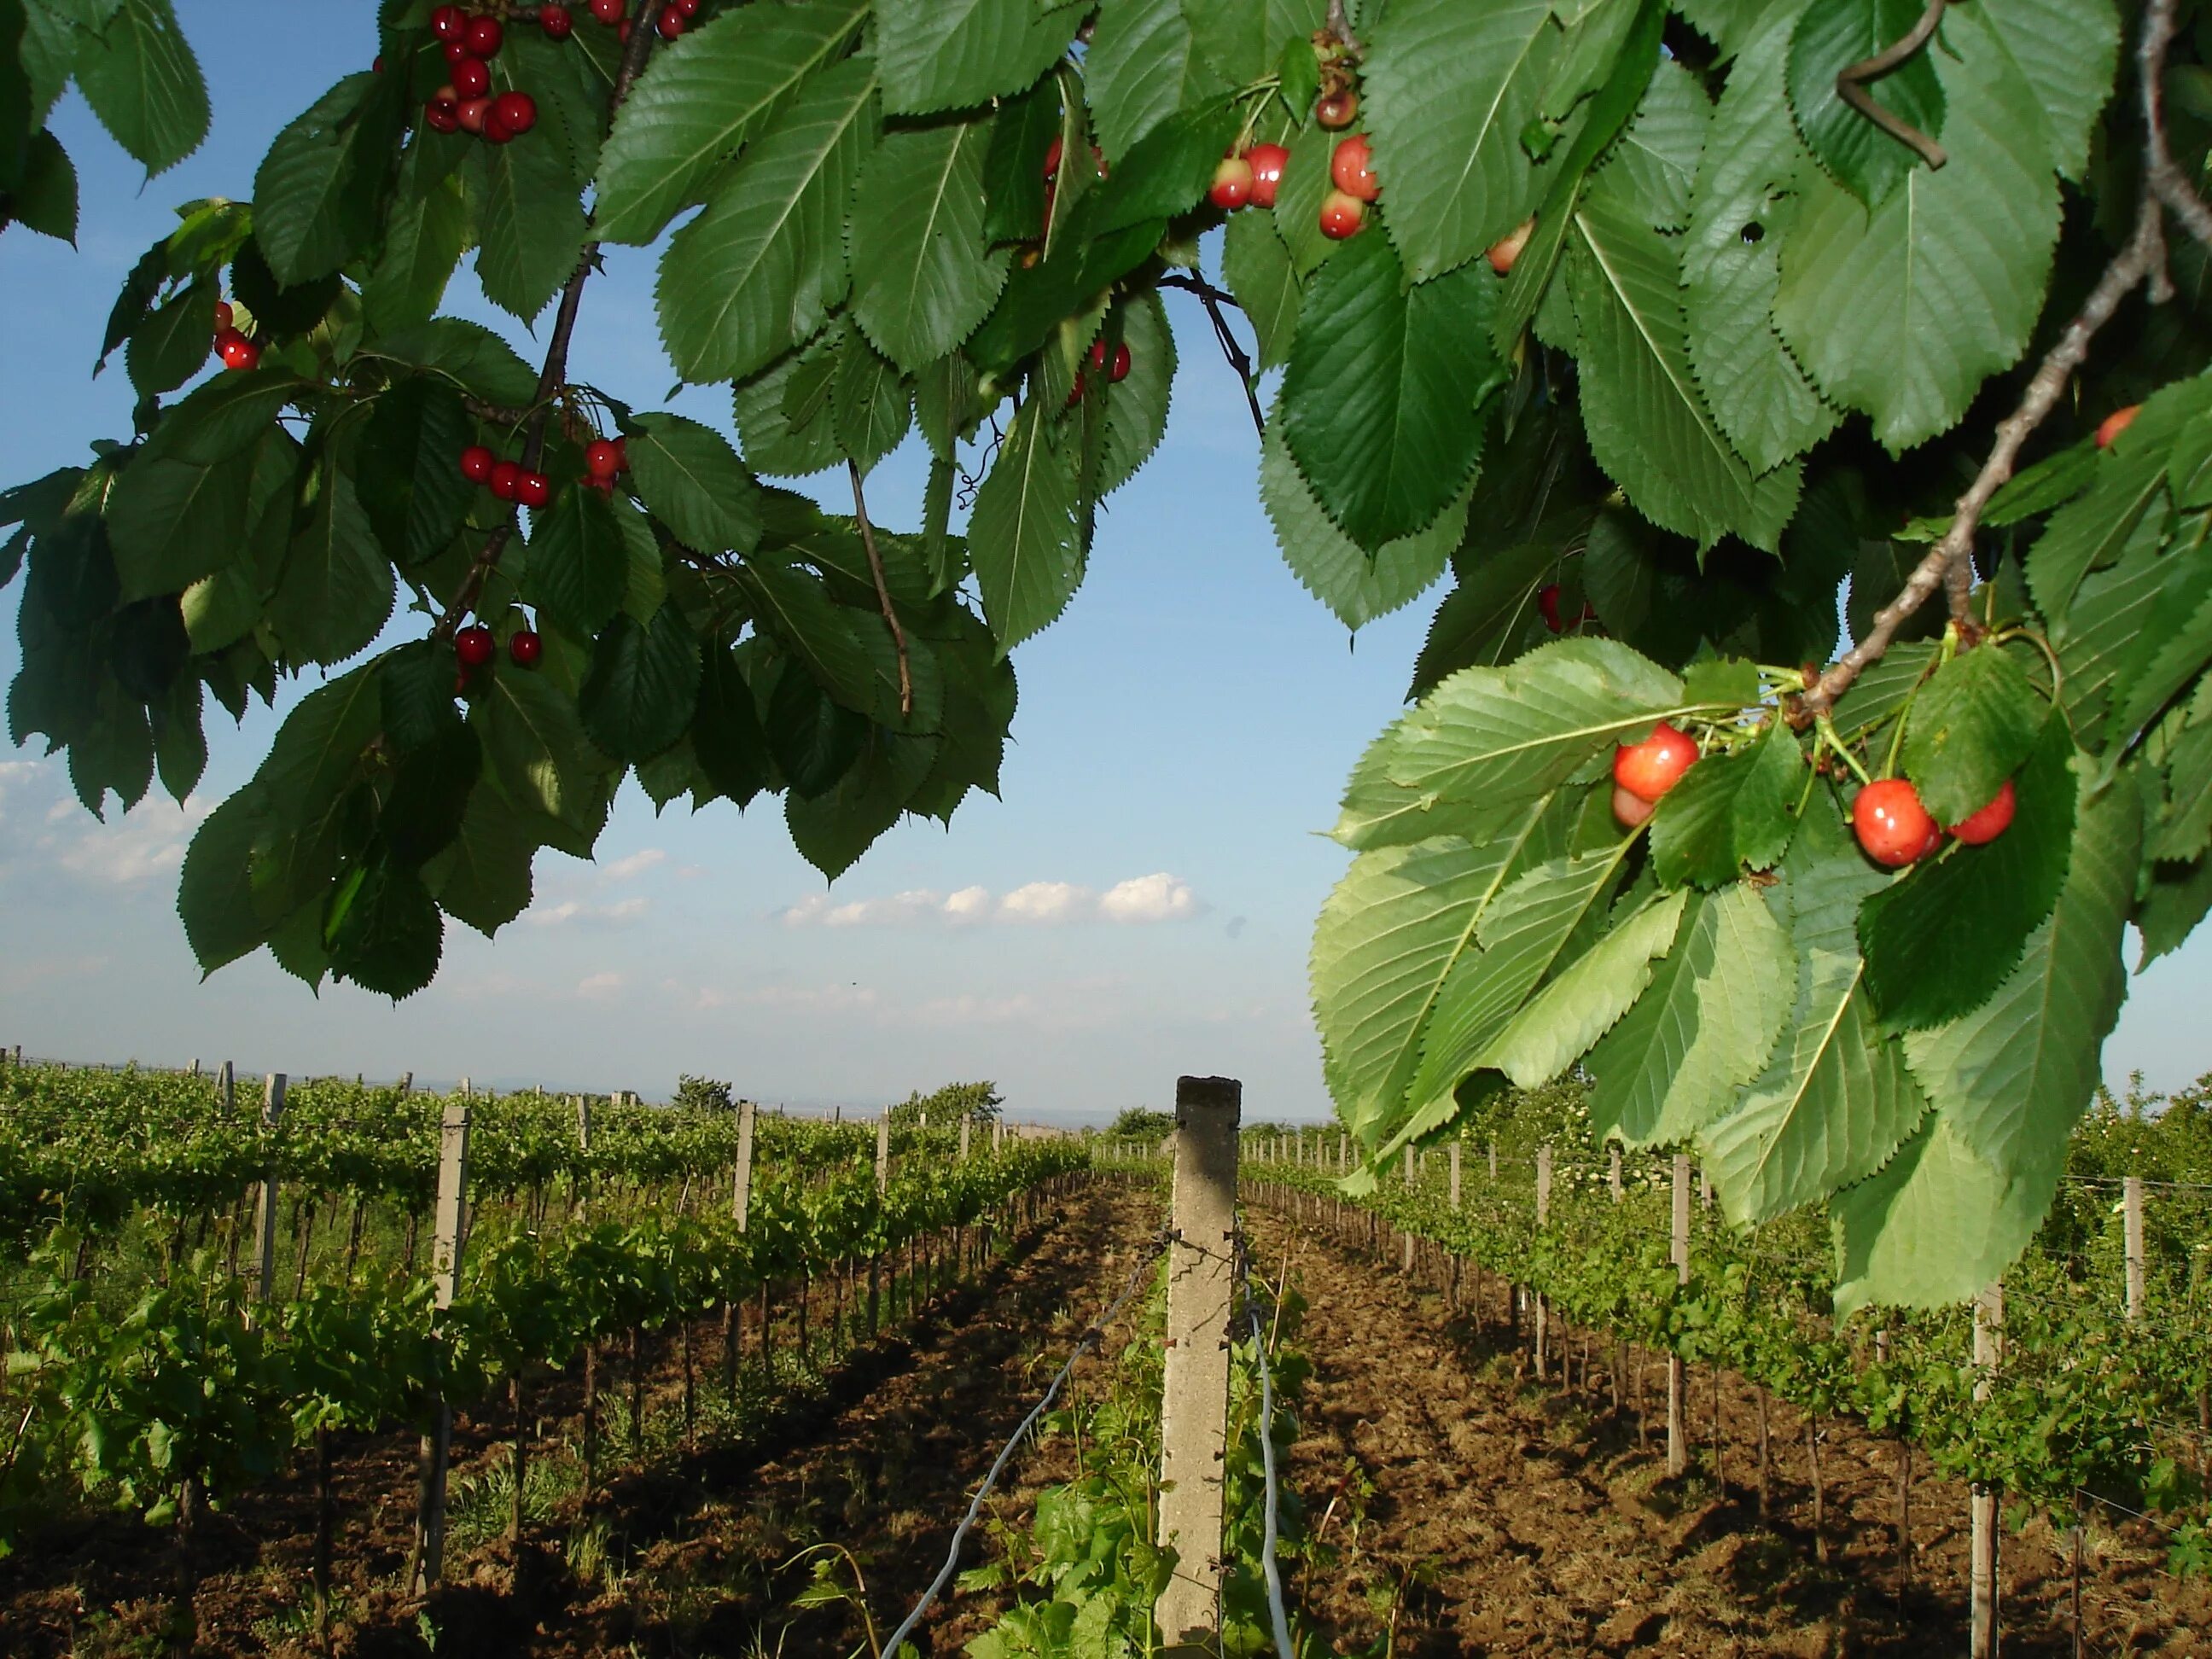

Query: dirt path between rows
[0,1175,1164,1659]
[1245,1197,2209,1657]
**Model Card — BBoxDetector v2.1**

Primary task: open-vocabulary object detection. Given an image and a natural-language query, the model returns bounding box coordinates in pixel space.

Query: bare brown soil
[0,1177,1164,1658]
[1248,1192,2212,1657]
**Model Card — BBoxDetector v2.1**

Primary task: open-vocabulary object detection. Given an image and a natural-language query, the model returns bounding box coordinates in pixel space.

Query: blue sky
[3,2,2207,1123]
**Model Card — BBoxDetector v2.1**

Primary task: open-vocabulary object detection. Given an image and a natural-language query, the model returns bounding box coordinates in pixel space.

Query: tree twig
[1324,0,1363,57]
[435,0,663,639]
[1835,0,1951,172]
[1796,199,2166,719]
[847,458,912,719]
[2140,0,2206,278]
[1158,271,1265,437]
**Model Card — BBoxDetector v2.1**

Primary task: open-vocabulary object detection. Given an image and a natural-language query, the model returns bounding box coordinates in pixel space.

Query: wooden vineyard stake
[410,1101,474,1596]
[1158,1076,1239,1655]
[1668,1153,1691,1477]
[960,1116,971,1160]
[2123,1174,2145,1321]
[724,1101,756,1400]
[251,1074,288,1308]
[870,1114,890,1333]
[1610,1144,1623,1202]
[1970,1281,2005,1658]
[1534,1146,1552,1381]
[218,1059,235,1115]
[573,1095,591,1221]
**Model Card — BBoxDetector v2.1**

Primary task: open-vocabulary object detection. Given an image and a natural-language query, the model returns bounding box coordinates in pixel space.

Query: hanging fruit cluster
[422,6,538,142]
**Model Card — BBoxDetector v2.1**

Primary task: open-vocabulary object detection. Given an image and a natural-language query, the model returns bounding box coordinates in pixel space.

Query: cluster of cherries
[582,435,629,493]
[212,299,259,372]
[459,443,552,509]
[455,620,541,679]
[1610,721,2018,868]
[422,9,538,141]
[1205,88,1378,241]
[1065,338,1132,406]
[579,0,703,43]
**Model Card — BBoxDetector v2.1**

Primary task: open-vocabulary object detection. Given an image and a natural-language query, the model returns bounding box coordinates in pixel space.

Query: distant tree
[1109,1107,1174,1138]
[672,1075,736,1115]
[888,1081,1003,1127]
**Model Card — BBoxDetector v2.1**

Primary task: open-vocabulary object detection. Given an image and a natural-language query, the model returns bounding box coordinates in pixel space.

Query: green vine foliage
[8,0,2212,1313]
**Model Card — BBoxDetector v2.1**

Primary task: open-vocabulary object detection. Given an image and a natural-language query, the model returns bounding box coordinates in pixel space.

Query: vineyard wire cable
[1235,1231,1298,1659]
[876,1225,1172,1658]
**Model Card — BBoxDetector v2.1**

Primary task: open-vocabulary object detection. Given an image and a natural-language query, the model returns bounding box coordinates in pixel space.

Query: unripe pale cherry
[1208,154,1253,210]
[1612,785,1656,829]
[456,97,491,135]
[1317,90,1357,130]
[1330,133,1378,202]
[1488,216,1536,276]
[1318,189,1365,239]
[1245,142,1289,208]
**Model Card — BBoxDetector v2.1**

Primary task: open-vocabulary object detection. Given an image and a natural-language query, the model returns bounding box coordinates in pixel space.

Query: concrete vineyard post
[2123,1174,2145,1321]
[1338,1133,1347,1172]
[1449,1142,1462,1209]
[573,1095,592,1220]
[732,1100,755,1227]
[870,1115,889,1333]
[1158,1075,1239,1655]
[219,1059,235,1115]
[1488,1141,1498,1180]
[1669,1153,1691,1476]
[1970,1281,2005,1658]
[411,1100,474,1595]
[960,1117,971,1161]
[251,1074,287,1308]
[1610,1145,1623,1202]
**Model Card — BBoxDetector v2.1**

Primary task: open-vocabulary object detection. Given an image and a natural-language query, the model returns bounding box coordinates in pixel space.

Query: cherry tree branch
[1796,197,2166,719]
[1158,271,1266,436]
[435,2,663,639]
[2141,0,2209,272]
[847,458,913,719]
[1323,0,1363,57]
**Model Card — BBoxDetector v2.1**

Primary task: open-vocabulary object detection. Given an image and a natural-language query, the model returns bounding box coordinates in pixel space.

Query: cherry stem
[1157,271,1265,436]
[1818,719,1873,787]
[847,458,913,719]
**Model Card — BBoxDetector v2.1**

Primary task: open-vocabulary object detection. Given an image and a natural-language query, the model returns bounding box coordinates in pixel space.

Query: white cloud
[600,848,667,882]
[526,896,649,928]
[1097,873,1198,923]
[781,874,1203,929]
[52,794,209,886]
[576,971,625,1000]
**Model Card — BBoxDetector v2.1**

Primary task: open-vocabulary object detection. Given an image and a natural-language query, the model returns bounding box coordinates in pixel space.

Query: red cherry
[1065,371,1086,408]
[1042,135,1062,179]
[451,55,490,100]
[489,460,522,501]
[583,474,615,496]
[1109,341,1131,382]
[492,91,537,134]
[1538,583,1564,633]
[676,0,701,13]
[454,669,472,696]
[1612,785,1656,829]
[1487,215,1536,276]
[1330,133,1378,202]
[442,38,470,67]
[1208,154,1254,211]
[1947,779,2017,846]
[464,15,504,55]
[424,96,460,134]
[1317,90,1358,130]
[431,4,467,42]
[619,17,632,39]
[1852,778,1936,868]
[516,470,551,509]
[1612,722,1698,803]
[484,114,515,145]
[1318,189,1365,239]
[1246,142,1289,209]
[2096,405,2140,450]
[457,96,492,135]
[509,629,544,668]
[590,0,623,19]
[657,6,684,38]
[459,445,496,484]
[540,4,573,39]
[455,625,496,667]
[374,55,385,75]
[217,329,261,372]
[213,300,234,331]
[586,439,623,479]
